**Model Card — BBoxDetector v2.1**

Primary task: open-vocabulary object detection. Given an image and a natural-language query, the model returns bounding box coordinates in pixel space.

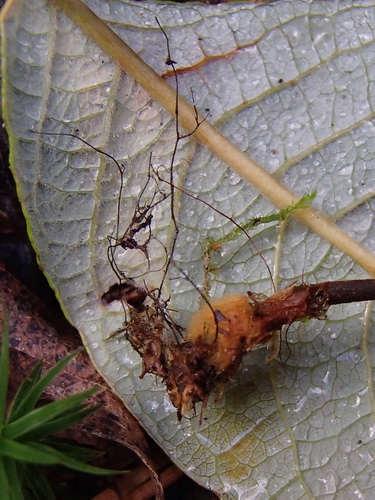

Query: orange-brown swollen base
[121,280,375,419]
[167,294,273,417]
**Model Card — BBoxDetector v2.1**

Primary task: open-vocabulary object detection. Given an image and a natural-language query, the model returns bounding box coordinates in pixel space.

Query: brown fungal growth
[101,281,147,311]
[120,279,375,420]
[125,306,168,380]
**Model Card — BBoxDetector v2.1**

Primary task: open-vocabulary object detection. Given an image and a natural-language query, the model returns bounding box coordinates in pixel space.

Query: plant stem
[254,279,375,331]
[310,279,375,305]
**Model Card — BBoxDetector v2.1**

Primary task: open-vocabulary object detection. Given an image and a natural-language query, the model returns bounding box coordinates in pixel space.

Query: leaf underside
[2,0,375,498]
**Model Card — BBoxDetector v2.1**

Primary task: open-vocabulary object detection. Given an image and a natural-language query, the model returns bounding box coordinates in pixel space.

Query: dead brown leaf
[0,263,166,499]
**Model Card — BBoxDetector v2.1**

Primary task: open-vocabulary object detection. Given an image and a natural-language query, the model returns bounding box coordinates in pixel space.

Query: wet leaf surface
[2,1,375,497]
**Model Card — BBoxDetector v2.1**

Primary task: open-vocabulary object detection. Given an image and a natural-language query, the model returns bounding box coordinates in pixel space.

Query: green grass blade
[2,459,23,500]
[23,490,37,500]
[0,438,59,465]
[7,349,82,423]
[17,405,99,442]
[45,440,99,462]
[0,307,10,425]
[32,442,124,475]
[0,456,11,500]
[22,464,56,500]
[4,387,98,439]
[7,363,43,422]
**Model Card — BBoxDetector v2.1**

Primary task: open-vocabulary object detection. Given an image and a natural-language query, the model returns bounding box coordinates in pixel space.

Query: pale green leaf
[2,1,375,498]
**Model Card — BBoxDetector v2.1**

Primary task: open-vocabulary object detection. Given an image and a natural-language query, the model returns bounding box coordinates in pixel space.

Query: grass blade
[4,387,98,439]
[7,363,43,422]
[22,464,56,500]
[17,405,99,442]
[31,442,124,475]
[2,459,23,500]
[0,438,60,465]
[7,349,82,423]
[46,440,99,462]
[0,456,11,500]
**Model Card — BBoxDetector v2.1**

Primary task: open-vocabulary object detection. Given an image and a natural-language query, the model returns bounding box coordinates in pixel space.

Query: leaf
[6,350,82,424]
[0,457,11,500]
[0,264,162,494]
[28,442,124,475]
[7,363,43,423]
[1,459,23,500]
[2,0,375,498]
[0,438,121,475]
[3,388,98,439]
[44,440,99,462]
[14,405,100,442]
[21,464,56,500]
[0,439,61,465]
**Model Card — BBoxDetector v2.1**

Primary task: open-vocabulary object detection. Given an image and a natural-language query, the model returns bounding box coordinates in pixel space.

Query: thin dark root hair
[30,128,127,272]
[155,16,179,294]
[154,17,209,298]
[106,157,170,283]
[155,17,272,292]
[30,129,125,178]
[152,166,276,292]
[282,324,292,363]
[140,282,184,341]
[172,262,220,340]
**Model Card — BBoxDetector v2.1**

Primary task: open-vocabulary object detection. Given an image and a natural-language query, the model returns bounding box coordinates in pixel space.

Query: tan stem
[47,0,375,276]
